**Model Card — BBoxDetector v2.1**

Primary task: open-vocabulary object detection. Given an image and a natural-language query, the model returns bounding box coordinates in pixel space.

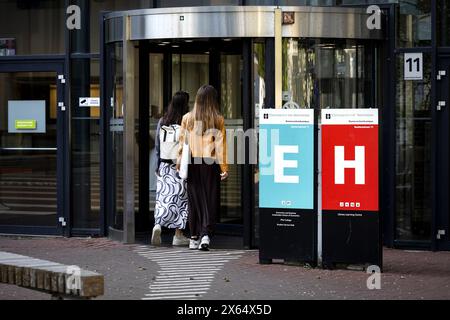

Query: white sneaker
[189,239,200,250]
[151,224,161,246]
[199,235,210,251]
[172,234,190,246]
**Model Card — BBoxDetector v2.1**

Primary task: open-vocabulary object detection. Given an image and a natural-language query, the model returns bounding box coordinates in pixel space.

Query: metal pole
[123,14,135,244]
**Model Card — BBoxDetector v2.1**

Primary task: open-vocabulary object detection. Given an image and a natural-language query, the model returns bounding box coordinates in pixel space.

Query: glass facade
[0,0,448,250]
[0,0,65,55]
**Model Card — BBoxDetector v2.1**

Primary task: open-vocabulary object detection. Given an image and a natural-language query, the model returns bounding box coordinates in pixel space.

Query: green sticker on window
[15,120,37,130]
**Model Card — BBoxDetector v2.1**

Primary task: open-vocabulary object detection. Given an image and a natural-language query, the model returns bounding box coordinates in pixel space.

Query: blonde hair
[187,85,222,132]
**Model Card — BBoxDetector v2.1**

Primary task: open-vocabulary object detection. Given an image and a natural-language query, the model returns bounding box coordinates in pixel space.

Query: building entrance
[102,6,384,246]
[145,39,245,237]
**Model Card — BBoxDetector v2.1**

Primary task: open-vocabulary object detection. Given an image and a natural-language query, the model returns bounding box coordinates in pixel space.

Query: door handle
[437,101,446,111]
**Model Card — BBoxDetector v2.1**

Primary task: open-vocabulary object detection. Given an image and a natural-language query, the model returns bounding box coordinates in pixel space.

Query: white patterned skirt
[154,162,188,229]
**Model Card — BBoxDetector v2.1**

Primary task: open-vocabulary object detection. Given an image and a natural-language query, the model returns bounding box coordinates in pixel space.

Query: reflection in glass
[0,72,58,227]
[220,53,243,225]
[282,39,372,109]
[149,53,164,211]
[221,54,242,119]
[395,54,432,241]
[397,0,431,48]
[172,54,209,110]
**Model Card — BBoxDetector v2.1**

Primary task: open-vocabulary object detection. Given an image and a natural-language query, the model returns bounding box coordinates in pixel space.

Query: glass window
[282,38,373,109]
[71,59,101,229]
[220,52,243,225]
[106,42,124,231]
[221,53,242,119]
[0,71,58,227]
[397,0,431,48]
[0,0,64,55]
[395,53,432,241]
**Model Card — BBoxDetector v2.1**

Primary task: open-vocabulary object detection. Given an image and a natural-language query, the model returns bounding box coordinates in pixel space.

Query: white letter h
[334,146,365,185]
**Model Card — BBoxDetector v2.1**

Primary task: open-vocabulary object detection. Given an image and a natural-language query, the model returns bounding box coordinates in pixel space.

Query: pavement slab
[0,236,449,300]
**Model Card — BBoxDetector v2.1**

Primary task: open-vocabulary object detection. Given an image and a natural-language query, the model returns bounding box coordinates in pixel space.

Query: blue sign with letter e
[259,109,314,209]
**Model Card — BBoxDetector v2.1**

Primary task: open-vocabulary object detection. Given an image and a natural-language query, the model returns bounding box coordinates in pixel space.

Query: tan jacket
[177,112,228,173]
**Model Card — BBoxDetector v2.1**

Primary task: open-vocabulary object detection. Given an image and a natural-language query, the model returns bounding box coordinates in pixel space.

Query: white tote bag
[178,137,190,180]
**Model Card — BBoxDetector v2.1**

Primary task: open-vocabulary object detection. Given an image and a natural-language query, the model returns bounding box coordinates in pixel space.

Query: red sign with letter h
[322,124,379,212]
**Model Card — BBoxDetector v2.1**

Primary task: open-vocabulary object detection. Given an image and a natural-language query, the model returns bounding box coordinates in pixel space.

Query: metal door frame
[140,39,253,244]
[435,53,450,250]
[0,57,67,236]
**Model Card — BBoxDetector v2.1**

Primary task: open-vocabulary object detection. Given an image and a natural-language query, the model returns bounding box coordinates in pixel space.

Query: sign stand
[321,109,381,269]
[258,108,317,266]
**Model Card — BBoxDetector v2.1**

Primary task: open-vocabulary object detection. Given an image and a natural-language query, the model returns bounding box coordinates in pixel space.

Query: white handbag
[179,137,190,180]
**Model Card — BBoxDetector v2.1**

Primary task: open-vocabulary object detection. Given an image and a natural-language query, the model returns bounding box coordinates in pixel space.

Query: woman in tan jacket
[177,85,228,251]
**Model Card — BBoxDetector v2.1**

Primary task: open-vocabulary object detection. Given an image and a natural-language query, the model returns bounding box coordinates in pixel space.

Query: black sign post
[320,109,382,269]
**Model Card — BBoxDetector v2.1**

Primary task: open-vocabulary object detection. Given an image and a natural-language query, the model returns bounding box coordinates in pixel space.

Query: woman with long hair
[152,91,190,246]
[177,85,228,251]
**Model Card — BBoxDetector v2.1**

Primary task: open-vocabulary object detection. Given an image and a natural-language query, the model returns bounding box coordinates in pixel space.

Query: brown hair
[187,85,222,132]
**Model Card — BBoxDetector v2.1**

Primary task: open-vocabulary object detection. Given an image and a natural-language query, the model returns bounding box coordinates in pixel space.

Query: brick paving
[0,236,449,300]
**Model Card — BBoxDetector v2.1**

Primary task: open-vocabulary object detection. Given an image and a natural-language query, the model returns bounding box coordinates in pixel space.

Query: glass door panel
[0,71,59,228]
[172,53,209,110]
[149,52,164,213]
[395,54,432,242]
[220,53,243,225]
[147,45,244,232]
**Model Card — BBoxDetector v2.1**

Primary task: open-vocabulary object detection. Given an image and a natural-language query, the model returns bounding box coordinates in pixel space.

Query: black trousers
[187,158,221,238]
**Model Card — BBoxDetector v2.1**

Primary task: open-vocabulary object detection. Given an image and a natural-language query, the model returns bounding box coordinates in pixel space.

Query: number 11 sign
[404,52,423,80]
